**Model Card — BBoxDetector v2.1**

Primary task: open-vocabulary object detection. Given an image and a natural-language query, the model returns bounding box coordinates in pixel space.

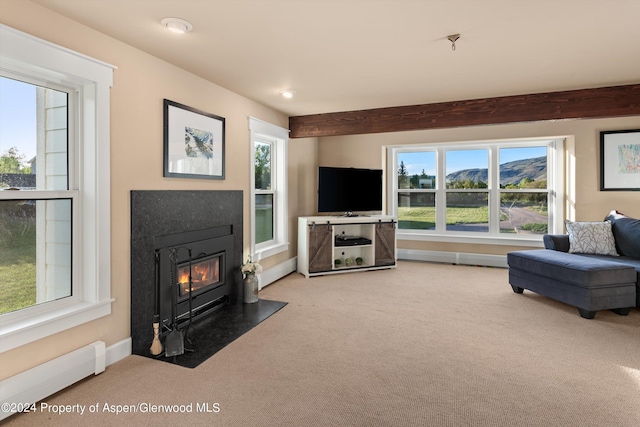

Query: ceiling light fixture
[161,18,193,34]
[447,34,460,51]
[279,89,296,99]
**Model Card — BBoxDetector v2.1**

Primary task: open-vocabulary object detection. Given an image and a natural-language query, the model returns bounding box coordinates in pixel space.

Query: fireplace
[130,190,243,358]
[154,226,233,330]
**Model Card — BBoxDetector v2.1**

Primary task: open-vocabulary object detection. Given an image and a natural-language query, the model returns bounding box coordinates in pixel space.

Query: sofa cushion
[507,250,635,288]
[565,253,640,308]
[576,254,640,273]
[564,220,618,256]
[604,210,640,258]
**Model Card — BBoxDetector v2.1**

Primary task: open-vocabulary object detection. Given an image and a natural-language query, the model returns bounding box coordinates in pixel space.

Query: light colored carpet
[6,261,640,426]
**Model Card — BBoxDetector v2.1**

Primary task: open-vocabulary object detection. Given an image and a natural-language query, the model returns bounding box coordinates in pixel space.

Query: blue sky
[398,146,547,176]
[0,77,37,163]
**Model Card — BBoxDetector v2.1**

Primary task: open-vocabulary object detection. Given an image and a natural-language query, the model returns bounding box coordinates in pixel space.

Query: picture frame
[163,99,225,180]
[600,129,640,191]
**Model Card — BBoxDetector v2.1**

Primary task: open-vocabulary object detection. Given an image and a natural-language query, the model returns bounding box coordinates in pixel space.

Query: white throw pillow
[564,220,619,256]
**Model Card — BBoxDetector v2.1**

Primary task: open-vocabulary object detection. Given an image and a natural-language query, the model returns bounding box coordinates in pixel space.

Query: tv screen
[318,166,383,214]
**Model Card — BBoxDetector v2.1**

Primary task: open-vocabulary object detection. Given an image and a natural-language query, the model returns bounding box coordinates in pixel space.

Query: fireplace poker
[183,248,195,346]
[165,248,185,357]
[150,251,163,356]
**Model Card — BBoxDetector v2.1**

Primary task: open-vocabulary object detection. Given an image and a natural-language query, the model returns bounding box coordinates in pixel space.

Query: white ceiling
[32,0,640,117]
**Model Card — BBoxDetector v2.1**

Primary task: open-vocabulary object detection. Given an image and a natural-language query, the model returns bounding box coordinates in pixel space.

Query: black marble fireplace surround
[130,190,286,368]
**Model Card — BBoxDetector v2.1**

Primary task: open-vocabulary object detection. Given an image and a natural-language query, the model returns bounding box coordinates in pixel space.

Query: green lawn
[398,206,490,230]
[0,228,36,314]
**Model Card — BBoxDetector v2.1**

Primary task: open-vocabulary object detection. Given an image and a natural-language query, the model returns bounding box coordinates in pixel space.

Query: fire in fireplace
[177,254,222,299]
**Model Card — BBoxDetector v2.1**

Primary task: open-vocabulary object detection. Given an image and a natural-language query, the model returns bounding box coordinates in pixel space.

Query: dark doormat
[149,299,287,369]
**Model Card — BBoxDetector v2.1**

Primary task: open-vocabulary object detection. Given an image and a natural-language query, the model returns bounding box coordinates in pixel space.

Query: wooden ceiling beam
[288,84,640,138]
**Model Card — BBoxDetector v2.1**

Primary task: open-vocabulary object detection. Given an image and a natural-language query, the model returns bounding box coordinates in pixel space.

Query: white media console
[297,215,397,278]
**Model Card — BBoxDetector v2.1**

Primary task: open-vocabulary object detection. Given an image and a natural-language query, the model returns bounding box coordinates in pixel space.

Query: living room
[1,0,639,425]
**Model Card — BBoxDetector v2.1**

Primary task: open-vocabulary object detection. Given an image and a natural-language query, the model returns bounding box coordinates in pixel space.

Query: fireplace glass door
[177,254,222,299]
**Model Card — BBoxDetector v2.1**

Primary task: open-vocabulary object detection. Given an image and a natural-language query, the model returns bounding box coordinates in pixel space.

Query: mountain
[446,156,546,186]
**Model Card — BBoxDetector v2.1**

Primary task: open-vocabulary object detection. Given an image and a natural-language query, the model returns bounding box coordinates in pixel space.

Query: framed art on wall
[163,99,225,179]
[600,129,640,191]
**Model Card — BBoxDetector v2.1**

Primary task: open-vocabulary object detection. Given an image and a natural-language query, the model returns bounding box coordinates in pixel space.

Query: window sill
[0,299,114,353]
[254,242,289,260]
[397,231,545,248]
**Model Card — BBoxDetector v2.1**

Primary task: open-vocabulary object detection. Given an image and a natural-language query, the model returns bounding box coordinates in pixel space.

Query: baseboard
[398,249,508,268]
[0,341,105,421]
[0,338,131,421]
[258,257,297,290]
[105,337,131,367]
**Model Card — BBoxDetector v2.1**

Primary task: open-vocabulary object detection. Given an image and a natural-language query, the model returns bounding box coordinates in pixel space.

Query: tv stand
[297,215,397,278]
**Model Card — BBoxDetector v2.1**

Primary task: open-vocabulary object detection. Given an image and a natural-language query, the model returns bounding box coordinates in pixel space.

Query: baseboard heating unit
[0,341,106,421]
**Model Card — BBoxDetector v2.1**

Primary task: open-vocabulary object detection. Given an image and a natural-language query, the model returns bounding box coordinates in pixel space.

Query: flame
[193,263,209,282]
[178,270,190,286]
[177,257,219,297]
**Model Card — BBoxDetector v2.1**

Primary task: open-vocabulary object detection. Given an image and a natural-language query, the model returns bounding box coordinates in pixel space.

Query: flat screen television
[317,166,383,215]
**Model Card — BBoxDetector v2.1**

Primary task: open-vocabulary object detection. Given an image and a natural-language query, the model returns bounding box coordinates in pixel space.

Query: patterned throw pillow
[564,220,619,256]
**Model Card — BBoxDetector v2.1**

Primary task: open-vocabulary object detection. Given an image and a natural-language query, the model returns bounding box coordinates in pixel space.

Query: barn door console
[297,216,397,278]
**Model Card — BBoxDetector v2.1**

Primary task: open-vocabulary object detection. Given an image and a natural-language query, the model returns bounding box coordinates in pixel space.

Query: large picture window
[388,138,564,244]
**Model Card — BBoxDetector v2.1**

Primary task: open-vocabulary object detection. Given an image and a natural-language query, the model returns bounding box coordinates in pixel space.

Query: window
[255,140,274,244]
[248,117,289,260]
[388,138,564,244]
[0,25,114,352]
[1,76,72,315]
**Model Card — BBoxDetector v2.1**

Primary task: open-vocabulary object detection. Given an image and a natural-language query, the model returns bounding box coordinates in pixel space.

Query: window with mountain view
[498,147,548,234]
[445,149,489,232]
[388,139,563,240]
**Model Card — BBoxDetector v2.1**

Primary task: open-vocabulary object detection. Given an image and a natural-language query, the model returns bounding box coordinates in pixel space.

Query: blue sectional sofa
[507,211,640,319]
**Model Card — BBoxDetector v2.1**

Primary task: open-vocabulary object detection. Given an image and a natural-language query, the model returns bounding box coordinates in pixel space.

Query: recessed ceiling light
[161,18,193,34]
[279,89,296,99]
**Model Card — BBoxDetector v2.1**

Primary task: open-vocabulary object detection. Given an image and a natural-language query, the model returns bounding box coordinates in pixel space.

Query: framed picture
[163,99,225,179]
[600,129,640,191]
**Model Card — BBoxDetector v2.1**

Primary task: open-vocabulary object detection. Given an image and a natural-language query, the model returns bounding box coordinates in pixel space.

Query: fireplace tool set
[151,247,196,358]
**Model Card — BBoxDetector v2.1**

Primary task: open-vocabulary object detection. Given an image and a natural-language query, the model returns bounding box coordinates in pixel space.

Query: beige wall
[2,0,638,380]
[262,136,319,269]
[319,116,640,255]
[0,0,316,378]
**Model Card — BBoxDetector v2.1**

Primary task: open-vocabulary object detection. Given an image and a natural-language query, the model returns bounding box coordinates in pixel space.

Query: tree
[398,160,409,189]
[0,147,26,174]
[254,144,271,190]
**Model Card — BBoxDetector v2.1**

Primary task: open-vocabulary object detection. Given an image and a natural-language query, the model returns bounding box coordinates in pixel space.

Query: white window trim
[387,137,564,247]
[0,24,114,353]
[248,117,289,260]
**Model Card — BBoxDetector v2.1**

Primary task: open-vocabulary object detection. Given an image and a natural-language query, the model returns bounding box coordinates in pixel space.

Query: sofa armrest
[543,234,570,252]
